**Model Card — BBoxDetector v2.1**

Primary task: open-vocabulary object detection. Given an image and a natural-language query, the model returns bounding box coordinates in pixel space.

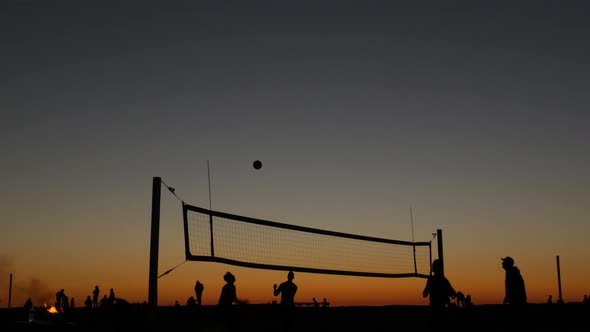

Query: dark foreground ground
[1,302,588,332]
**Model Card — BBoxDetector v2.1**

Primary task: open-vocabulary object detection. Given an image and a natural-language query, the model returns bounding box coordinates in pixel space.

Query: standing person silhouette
[55,289,65,312]
[108,288,116,306]
[273,271,298,331]
[501,256,527,330]
[92,286,100,308]
[195,280,204,306]
[218,272,246,331]
[24,297,33,311]
[273,271,298,307]
[422,259,457,329]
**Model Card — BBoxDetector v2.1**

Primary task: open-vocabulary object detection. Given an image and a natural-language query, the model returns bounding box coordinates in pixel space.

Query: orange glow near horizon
[5,259,589,309]
[4,240,589,309]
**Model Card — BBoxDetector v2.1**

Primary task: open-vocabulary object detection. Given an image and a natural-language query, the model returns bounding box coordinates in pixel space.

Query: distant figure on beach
[501,256,527,329]
[92,285,100,308]
[84,295,92,309]
[455,291,465,308]
[24,297,33,311]
[322,298,329,307]
[313,297,319,307]
[61,293,69,312]
[24,297,34,321]
[187,296,197,307]
[423,259,456,328]
[218,272,246,331]
[100,295,108,308]
[108,288,116,305]
[195,280,204,306]
[464,294,473,308]
[547,295,552,304]
[273,271,298,307]
[55,289,65,311]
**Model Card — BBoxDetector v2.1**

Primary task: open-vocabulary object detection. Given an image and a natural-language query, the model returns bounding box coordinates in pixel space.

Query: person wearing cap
[501,256,527,329]
[501,256,527,305]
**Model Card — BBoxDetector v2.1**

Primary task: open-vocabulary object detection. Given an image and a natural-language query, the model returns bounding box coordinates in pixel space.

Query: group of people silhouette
[312,297,330,308]
[211,261,524,331]
[53,289,74,313]
[184,271,331,311]
[213,270,304,331]
[186,256,526,322]
[20,285,120,315]
[422,256,528,329]
[81,285,119,310]
[19,254,550,331]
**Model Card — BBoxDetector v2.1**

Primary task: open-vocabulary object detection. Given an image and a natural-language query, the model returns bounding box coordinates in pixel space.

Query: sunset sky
[1,1,589,308]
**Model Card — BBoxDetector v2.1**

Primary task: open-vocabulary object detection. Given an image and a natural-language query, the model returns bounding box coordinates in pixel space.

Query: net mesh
[184,204,432,278]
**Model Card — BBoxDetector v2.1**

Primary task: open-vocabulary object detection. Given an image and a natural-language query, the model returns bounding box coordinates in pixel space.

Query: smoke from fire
[1,254,53,308]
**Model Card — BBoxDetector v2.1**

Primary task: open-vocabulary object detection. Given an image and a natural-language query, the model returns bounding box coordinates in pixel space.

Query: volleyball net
[182,203,434,278]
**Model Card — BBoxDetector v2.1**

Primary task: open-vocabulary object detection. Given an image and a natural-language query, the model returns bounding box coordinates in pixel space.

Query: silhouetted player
[423,259,456,329]
[273,271,298,331]
[218,272,246,331]
[273,271,297,307]
[501,256,527,330]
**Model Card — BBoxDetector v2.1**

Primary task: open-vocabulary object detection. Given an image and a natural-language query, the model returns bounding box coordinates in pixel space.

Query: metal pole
[8,273,12,309]
[556,255,563,303]
[437,229,444,275]
[148,177,161,309]
[410,207,417,274]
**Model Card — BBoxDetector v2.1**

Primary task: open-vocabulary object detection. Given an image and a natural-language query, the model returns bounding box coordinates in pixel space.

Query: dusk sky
[1,1,589,308]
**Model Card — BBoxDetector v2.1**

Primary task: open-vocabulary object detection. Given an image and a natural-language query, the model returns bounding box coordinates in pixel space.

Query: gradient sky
[1,1,589,308]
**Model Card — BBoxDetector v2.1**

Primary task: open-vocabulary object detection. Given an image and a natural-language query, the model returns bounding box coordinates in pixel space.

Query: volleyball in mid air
[253,160,262,169]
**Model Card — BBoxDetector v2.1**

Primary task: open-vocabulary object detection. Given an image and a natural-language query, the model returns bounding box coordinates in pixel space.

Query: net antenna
[183,203,438,278]
[410,205,418,275]
[207,160,213,211]
[206,160,215,257]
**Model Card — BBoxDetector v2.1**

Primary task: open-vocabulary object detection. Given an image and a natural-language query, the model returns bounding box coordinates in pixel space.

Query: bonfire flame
[47,306,59,314]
